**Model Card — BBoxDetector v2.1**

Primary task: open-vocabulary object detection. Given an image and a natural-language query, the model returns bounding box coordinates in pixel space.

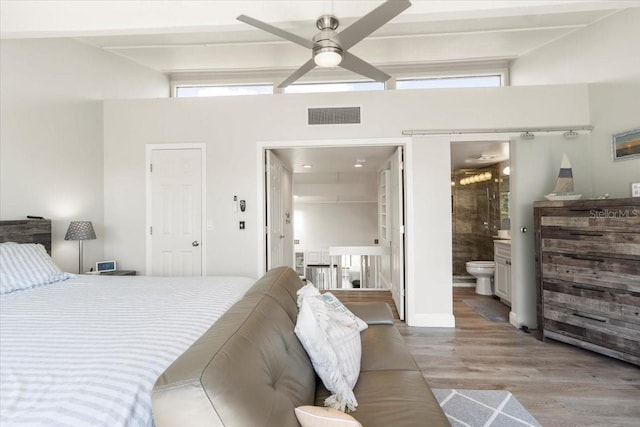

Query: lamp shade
[314,48,342,68]
[65,221,96,241]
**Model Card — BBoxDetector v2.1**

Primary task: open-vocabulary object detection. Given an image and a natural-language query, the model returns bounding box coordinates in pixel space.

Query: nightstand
[100,270,136,276]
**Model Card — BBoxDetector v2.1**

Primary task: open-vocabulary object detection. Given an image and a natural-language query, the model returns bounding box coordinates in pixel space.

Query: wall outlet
[239,221,245,230]
[632,182,640,197]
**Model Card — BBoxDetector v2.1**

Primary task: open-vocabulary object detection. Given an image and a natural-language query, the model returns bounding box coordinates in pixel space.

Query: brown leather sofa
[152,267,450,427]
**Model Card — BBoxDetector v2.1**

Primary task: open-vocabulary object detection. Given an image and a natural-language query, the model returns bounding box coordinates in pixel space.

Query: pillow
[0,243,73,294]
[294,294,361,412]
[297,281,321,306]
[295,406,362,427]
[320,292,368,332]
[297,284,367,332]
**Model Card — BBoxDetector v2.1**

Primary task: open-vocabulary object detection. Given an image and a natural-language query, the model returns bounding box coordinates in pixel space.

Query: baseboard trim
[453,283,476,288]
[408,313,455,328]
[509,311,518,328]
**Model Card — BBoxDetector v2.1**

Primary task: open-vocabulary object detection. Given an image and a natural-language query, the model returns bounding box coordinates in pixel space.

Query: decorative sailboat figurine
[544,153,582,200]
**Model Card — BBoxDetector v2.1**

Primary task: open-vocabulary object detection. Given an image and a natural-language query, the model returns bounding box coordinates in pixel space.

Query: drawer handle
[572,284,604,293]
[573,313,607,323]
[569,231,604,237]
[565,254,605,263]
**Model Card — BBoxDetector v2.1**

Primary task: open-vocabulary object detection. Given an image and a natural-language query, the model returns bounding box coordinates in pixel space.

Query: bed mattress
[0,274,255,427]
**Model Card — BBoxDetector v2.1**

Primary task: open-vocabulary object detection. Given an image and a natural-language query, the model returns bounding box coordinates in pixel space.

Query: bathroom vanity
[534,197,640,366]
[493,240,511,304]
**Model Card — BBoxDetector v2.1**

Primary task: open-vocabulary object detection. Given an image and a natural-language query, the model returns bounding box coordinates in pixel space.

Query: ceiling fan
[237,0,412,88]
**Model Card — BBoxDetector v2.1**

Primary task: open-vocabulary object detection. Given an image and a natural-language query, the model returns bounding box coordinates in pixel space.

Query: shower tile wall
[452,165,501,276]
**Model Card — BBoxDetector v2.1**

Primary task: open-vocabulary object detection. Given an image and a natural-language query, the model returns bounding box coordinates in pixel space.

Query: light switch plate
[632,182,640,197]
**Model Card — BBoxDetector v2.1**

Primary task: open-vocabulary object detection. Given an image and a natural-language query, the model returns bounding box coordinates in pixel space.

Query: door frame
[256,137,412,318]
[446,130,590,329]
[265,150,294,270]
[145,143,207,275]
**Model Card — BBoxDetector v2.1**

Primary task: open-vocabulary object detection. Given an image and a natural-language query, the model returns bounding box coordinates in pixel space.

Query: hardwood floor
[336,288,640,427]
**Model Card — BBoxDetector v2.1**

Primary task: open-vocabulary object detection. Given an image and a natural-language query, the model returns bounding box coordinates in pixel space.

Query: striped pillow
[0,243,73,294]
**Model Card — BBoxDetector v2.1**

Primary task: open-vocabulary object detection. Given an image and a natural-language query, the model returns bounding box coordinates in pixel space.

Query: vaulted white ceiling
[2,0,638,82]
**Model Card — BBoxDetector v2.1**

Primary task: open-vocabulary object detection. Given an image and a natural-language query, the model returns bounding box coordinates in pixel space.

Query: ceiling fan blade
[338,0,411,50]
[278,59,317,88]
[340,52,390,82]
[237,15,314,49]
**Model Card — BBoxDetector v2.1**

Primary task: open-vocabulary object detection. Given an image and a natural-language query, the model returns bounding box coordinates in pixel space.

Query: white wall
[294,203,378,250]
[0,38,168,272]
[510,9,640,86]
[103,84,589,326]
[510,7,640,199]
[588,82,640,198]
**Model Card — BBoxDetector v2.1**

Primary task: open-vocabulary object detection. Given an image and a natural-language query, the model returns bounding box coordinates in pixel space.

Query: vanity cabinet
[494,240,511,304]
[534,198,640,366]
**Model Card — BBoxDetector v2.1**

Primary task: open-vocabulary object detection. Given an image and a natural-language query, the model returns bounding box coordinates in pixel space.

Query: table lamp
[65,221,96,273]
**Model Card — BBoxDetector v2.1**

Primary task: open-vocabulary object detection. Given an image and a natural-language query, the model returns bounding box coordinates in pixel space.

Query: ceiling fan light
[314,48,342,67]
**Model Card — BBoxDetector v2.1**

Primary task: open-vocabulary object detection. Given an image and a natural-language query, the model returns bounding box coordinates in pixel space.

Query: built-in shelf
[378,169,390,242]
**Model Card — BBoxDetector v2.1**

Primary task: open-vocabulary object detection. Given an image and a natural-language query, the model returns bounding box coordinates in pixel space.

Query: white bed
[0,242,255,427]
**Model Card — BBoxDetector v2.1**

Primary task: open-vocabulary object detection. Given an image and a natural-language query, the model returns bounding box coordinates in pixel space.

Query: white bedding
[0,274,255,427]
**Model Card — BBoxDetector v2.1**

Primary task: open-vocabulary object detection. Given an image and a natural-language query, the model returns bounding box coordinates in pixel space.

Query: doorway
[259,139,410,320]
[450,141,510,283]
[448,132,591,330]
[146,143,206,276]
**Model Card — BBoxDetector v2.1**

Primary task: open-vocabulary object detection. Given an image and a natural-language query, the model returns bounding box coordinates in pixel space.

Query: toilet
[466,261,495,295]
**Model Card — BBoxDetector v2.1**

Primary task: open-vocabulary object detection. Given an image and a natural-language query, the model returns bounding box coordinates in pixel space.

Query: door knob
[521,227,528,233]
[192,240,200,247]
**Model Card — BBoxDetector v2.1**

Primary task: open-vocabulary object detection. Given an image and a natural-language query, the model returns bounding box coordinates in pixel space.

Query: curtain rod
[402,125,593,136]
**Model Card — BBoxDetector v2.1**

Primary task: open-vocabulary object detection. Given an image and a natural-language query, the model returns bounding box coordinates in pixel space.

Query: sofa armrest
[345,302,394,325]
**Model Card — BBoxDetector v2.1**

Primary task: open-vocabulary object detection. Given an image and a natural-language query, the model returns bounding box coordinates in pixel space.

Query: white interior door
[390,147,406,320]
[509,133,591,329]
[266,150,293,270]
[149,147,204,276]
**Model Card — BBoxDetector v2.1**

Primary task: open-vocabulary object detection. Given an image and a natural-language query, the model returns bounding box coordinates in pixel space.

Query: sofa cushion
[360,325,420,372]
[315,370,450,427]
[344,302,395,326]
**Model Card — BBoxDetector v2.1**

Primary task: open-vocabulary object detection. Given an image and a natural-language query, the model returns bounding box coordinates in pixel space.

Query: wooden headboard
[0,219,52,254]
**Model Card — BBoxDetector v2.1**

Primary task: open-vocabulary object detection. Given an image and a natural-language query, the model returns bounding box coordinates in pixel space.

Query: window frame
[173,83,274,98]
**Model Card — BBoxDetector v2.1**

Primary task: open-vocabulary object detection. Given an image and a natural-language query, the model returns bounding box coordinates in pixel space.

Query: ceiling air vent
[308,107,361,125]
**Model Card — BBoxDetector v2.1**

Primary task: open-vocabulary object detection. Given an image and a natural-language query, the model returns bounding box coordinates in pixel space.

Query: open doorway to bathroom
[450,141,510,288]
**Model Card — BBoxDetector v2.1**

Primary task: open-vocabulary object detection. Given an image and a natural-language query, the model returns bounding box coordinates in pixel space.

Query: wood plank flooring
[336,288,640,427]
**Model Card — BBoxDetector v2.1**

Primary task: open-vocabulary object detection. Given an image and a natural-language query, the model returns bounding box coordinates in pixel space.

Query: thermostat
[96,260,116,273]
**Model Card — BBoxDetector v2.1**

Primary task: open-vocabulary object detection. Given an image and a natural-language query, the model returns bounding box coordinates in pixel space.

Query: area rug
[433,389,541,427]
[463,298,509,323]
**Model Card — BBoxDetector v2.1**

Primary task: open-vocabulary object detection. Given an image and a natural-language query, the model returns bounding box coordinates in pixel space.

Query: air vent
[308,107,361,125]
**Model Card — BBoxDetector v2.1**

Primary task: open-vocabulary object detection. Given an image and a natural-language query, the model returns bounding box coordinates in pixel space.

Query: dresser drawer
[539,203,639,232]
[541,253,640,293]
[540,228,640,258]
[543,305,640,359]
[543,281,640,325]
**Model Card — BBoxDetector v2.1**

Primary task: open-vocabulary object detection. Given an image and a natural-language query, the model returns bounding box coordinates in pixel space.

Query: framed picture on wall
[611,128,640,161]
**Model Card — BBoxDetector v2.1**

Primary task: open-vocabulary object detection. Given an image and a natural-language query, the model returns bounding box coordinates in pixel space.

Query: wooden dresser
[534,198,640,366]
